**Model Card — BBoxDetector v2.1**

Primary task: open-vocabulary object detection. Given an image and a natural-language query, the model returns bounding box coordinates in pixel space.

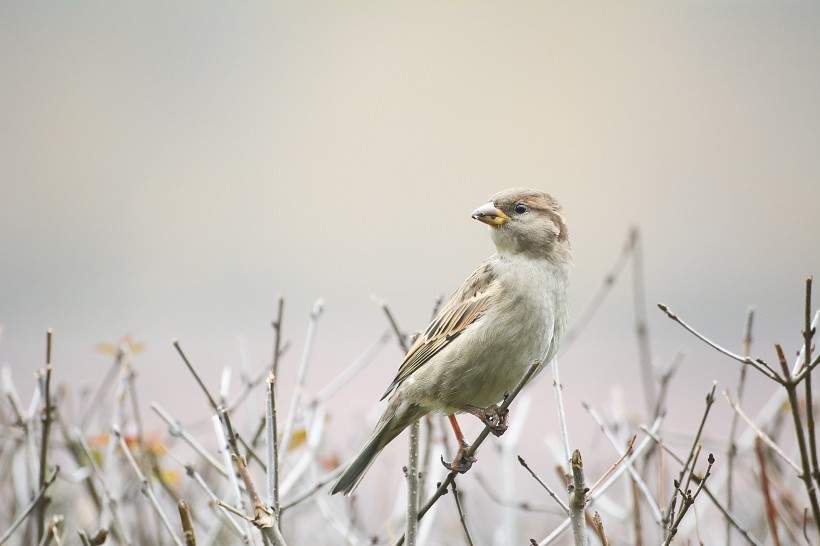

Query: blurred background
[1,0,819,504]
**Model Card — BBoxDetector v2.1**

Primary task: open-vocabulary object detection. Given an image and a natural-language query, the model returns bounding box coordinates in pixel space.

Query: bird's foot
[441,441,476,474]
[465,403,509,437]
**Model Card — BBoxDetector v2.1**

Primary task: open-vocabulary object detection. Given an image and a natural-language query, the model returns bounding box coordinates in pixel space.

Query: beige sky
[1,2,819,479]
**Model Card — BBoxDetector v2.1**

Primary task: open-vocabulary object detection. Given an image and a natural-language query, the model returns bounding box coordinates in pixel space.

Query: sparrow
[331,188,571,495]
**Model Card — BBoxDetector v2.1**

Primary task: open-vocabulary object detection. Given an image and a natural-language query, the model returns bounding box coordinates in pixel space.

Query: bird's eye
[514,203,529,214]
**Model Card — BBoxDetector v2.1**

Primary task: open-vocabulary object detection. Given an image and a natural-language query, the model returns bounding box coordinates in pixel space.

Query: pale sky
[1,2,819,478]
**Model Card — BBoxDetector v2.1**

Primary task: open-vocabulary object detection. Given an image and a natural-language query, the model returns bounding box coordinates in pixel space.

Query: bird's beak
[471,202,510,226]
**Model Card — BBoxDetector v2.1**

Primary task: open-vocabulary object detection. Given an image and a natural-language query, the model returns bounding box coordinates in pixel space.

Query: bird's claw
[467,404,509,437]
[441,443,476,473]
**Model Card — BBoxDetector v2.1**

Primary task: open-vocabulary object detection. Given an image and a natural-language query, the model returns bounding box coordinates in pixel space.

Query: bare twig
[451,480,474,546]
[182,464,249,541]
[755,438,782,546]
[583,402,662,523]
[652,350,684,421]
[0,467,58,546]
[279,299,323,459]
[657,304,780,382]
[563,228,635,351]
[630,228,656,415]
[173,340,219,411]
[266,373,280,519]
[313,331,390,404]
[801,278,819,492]
[727,305,755,546]
[115,427,185,546]
[36,329,54,543]
[642,426,763,546]
[178,501,196,546]
[518,455,569,514]
[568,450,589,546]
[723,391,801,473]
[405,420,421,546]
[271,295,284,380]
[661,453,715,546]
[775,344,820,530]
[151,402,228,477]
[551,358,571,473]
[380,300,409,352]
[538,416,664,546]
[395,359,543,546]
[590,512,610,546]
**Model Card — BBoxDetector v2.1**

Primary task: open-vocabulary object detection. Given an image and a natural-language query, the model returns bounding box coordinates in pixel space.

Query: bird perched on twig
[331,188,572,495]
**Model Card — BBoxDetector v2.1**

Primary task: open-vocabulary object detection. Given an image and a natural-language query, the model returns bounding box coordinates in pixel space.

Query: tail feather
[331,403,419,495]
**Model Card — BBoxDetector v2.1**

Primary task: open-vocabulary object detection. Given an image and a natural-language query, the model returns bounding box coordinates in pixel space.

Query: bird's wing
[381,259,500,400]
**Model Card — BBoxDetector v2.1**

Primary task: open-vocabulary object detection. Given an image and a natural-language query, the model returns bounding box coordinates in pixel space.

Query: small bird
[331,188,571,495]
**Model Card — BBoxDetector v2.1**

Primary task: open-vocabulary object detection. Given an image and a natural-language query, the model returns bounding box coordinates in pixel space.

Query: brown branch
[173,340,220,411]
[775,344,820,531]
[801,278,819,492]
[178,501,196,546]
[662,453,715,546]
[36,329,55,543]
[451,480,475,546]
[590,512,611,546]
[755,438,782,546]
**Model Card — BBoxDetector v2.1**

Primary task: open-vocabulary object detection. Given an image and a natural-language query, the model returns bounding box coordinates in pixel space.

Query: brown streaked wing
[380,259,499,400]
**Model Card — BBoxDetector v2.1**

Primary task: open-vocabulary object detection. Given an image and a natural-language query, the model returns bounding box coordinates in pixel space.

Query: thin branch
[150,402,228,477]
[583,402,662,523]
[563,228,635,351]
[727,305,755,546]
[568,450,590,546]
[657,304,781,382]
[518,456,569,514]
[182,464,249,541]
[313,331,390,405]
[537,416,664,546]
[279,299,323,459]
[641,426,763,546]
[404,420,421,546]
[661,453,715,546]
[0,467,59,546]
[395,359,542,546]
[775,344,820,530]
[652,350,684,421]
[551,358,571,473]
[590,512,610,546]
[723,391,801,473]
[36,328,54,544]
[451,480,474,546]
[801,278,819,492]
[630,228,656,415]
[755,438,782,546]
[271,295,284,381]
[173,340,219,411]
[115,428,185,546]
[178,501,196,546]
[266,373,280,519]
[380,300,410,352]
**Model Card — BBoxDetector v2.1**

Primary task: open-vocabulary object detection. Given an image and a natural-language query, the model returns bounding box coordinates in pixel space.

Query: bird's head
[472,188,570,262]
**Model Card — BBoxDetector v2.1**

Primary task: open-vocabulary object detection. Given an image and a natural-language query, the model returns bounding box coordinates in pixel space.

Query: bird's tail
[331,402,420,495]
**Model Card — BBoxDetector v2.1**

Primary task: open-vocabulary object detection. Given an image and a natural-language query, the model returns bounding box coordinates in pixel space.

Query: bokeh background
[2,0,820,508]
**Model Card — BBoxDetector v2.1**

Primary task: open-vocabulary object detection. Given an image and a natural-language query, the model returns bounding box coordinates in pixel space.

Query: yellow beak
[471,202,510,226]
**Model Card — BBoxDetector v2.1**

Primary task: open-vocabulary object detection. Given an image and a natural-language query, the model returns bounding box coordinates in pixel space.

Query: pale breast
[403,255,570,414]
